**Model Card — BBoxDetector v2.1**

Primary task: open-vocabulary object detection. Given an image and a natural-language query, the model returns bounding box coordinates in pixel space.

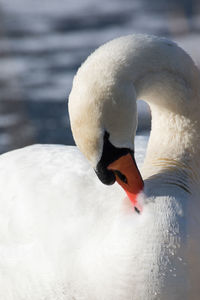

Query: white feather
[0,34,200,299]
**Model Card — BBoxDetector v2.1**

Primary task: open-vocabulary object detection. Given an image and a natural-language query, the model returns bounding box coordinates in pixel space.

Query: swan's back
[0,148,199,299]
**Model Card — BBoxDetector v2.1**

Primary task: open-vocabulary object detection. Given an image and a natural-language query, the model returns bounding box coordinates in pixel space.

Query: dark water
[0,0,199,154]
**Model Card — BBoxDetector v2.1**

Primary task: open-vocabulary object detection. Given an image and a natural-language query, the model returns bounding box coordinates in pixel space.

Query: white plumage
[0,34,200,299]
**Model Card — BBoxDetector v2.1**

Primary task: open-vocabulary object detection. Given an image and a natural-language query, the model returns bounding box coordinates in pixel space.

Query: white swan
[0,34,200,299]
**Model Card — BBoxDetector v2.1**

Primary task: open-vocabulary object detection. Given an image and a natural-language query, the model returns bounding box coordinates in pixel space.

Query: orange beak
[108,153,144,212]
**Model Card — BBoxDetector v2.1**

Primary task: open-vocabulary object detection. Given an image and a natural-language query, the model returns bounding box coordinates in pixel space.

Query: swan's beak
[108,153,144,211]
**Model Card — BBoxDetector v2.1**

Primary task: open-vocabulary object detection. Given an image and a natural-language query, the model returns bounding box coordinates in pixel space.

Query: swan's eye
[114,170,128,184]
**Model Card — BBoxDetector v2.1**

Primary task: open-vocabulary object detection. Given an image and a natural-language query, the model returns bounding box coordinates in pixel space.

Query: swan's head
[69,37,144,207]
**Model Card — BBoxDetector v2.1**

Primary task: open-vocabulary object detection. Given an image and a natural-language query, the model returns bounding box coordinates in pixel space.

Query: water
[0,0,199,154]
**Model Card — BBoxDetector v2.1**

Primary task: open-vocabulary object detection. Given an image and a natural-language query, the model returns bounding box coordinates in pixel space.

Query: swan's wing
[0,145,124,277]
[0,144,148,299]
[0,145,121,297]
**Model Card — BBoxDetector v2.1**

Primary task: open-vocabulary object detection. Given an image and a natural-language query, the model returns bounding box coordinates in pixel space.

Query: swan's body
[0,34,200,299]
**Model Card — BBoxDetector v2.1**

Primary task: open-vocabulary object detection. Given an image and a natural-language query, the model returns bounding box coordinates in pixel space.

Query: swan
[0,34,200,299]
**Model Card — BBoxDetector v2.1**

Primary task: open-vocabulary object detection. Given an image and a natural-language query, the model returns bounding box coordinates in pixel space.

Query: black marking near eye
[99,131,130,167]
[95,131,133,186]
[114,170,128,184]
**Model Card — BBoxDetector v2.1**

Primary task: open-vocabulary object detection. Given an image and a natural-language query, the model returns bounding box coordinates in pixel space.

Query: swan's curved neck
[69,35,200,178]
[100,36,200,180]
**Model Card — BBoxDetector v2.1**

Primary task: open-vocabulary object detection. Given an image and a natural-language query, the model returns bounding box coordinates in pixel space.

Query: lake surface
[0,0,199,154]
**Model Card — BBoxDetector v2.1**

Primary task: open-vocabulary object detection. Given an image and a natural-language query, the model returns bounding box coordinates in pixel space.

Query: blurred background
[0,0,200,154]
